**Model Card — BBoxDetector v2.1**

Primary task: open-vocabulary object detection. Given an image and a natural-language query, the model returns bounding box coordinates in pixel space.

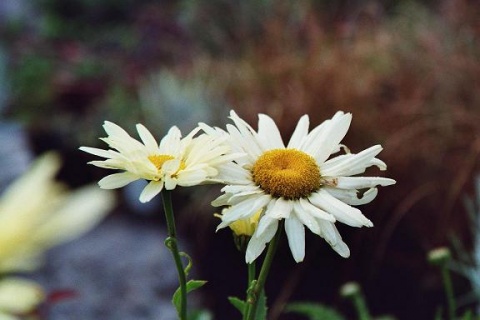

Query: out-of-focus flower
[0,152,114,272]
[209,111,395,263]
[80,121,234,202]
[0,277,44,319]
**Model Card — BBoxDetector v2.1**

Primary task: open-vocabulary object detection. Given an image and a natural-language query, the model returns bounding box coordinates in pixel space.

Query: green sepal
[172,280,207,315]
[285,302,345,320]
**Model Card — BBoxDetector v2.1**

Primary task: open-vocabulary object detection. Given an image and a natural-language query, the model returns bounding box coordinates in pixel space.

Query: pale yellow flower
[0,152,114,272]
[80,121,234,202]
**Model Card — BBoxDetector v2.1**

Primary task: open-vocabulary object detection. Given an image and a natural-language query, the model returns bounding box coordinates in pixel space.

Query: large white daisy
[210,110,396,263]
[80,121,233,203]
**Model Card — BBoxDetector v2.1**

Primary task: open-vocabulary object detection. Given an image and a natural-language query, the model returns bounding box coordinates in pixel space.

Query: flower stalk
[162,190,188,320]
[245,223,283,320]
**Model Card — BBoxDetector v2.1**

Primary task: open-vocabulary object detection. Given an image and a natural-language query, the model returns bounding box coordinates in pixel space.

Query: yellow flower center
[148,155,175,170]
[252,149,321,199]
[148,155,186,172]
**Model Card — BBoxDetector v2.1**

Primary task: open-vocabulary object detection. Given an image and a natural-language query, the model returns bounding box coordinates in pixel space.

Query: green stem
[441,266,456,320]
[352,292,371,320]
[243,262,257,320]
[162,190,187,320]
[246,222,283,320]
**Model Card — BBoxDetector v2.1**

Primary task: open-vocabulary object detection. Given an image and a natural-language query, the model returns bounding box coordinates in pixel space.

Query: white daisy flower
[80,121,233,203]
[211,110,396,263]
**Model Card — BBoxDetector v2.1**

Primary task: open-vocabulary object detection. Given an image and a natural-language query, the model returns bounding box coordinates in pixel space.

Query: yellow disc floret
[252,149,321,199]
[148,155,175,170]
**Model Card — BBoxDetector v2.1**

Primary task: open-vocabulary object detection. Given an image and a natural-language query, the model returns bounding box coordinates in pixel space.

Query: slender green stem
[243,262,257,320]
[246,222,283,320]
[352,293,371,320]
[441,266,456,320]
[162,190,187,320]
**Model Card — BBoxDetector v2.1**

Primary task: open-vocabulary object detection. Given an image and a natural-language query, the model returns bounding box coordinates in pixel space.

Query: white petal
[139,181,163,202]
[298,198,335,222]
[79,146,114,158]
[255,214,277,238]
[285,216,305,262]
[265,198,293,219]
[136,124,159,152]
[320,145,383,176]
[159,126,182,155]
[305,112,352,163]
[287,115,309,149]
[325,187,379,205]
[319,223,350,258]
[246,218,279,263]
[335,177,396,189]
[257,114,285,149]
[103,121,131,139]
[309,190,373,227]
[293,202,322,235]
[98,172,138,189]
[217,195,270,228]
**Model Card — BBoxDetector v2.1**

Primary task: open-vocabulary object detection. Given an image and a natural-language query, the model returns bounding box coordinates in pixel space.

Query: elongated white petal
[325,187,379,205]
[139,181,163,203]
[305,112,352,163]
[293,202,322,235]
[265,198,293,219]
[218,195,270,228]
[257,114,285,150]
[287,115,309,149]
[320,223,350,258]
[246,217,278,263]
[98,172,138,189]
[136,124,159,152]
[298,198,335,222]
[159,126,182,155]
[79,147,115,158]
[310,190,373,227]
[335,177,396,189]
[320,145,383,177]
[285,216,305,262]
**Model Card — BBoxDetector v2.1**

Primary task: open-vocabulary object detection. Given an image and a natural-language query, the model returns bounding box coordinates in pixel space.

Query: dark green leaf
[228,296,246,315]
[172,280,208,315]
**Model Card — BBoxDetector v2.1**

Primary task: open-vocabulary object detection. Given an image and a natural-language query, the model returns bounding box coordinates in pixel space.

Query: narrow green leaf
[285,302,345,320]
[228,296,246,315]
[172,280,208,314]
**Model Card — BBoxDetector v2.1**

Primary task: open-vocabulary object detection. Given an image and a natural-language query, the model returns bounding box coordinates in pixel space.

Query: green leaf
[285,302,345,320]
[228,296,246,315]
[172,280,208,315]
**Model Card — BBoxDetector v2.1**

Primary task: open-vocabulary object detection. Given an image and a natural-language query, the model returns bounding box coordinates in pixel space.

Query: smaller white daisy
[211,110,396,263]
[80,121,233,202]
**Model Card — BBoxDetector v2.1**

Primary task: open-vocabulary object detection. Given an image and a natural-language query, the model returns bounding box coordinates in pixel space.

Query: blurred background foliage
[1,0,480,319]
